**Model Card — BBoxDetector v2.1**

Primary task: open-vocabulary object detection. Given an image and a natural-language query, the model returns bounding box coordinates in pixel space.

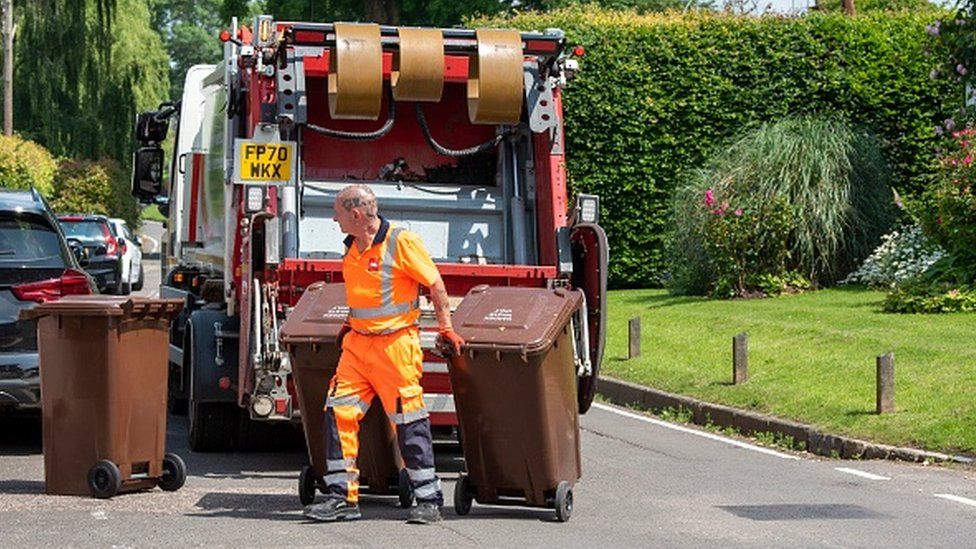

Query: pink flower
[704,189,715,207]
[712,208,724,216]
[958,63,968,76]
[964,154,973,166]
[734,208,743,217]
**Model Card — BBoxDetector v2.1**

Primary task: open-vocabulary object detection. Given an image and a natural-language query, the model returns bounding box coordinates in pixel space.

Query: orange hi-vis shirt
[342,218,440,335]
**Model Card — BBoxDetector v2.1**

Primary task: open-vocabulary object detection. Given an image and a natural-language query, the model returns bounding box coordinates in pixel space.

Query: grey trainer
[303,498,362,522]
[407,501,442,524]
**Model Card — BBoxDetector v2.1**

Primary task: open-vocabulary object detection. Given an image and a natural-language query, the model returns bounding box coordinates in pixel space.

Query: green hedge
[474,8,955,287]
[52,159,141,228]
[0,135,57,196]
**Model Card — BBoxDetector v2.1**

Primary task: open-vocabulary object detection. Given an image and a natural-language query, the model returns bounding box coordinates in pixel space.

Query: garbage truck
[131,15,608,452]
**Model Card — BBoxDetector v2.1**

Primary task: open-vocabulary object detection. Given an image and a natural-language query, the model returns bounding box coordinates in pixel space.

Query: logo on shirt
[367,258,380,272]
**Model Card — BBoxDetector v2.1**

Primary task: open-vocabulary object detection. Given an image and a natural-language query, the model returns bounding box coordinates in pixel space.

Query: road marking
[835,467,890,480]
[935,494,976,508]
[592,402,800,460]
[139,234,160,254]
[91,510,107,520]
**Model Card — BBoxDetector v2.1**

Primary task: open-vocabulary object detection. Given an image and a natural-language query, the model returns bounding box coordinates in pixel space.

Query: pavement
[2,232,976,546]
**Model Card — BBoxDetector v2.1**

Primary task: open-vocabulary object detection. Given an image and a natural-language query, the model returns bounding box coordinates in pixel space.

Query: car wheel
[133,264,145,291]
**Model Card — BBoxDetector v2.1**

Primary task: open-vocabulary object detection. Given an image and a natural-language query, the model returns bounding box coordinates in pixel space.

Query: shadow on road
[0,415,42,456]
[0,479,44,494]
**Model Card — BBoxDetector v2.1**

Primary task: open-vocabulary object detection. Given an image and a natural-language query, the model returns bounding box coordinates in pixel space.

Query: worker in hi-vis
[303,184,465,524]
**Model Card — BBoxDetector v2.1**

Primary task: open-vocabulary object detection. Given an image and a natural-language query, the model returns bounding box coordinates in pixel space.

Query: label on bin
[484,308,513,322]
[321,305,349,319]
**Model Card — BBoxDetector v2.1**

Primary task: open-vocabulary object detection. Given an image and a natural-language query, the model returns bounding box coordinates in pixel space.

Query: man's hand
[436,327,465,356]
[336,321,352,347]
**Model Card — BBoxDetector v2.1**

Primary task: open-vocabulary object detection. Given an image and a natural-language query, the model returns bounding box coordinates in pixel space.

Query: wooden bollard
[732,332,748,384]
[876,352,895,414]
[628,317,640,359]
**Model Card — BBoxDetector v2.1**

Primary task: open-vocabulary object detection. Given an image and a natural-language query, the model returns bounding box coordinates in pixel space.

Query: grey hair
[337,184,378,218]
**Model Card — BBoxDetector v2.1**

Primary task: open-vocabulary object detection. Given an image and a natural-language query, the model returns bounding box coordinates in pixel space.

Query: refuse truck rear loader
[131,15,608,452]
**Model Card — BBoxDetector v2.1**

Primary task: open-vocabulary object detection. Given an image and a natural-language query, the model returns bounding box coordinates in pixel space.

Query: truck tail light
[12,269,92,303]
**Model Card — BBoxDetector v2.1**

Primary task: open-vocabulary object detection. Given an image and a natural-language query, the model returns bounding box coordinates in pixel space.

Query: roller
[392,28,444,102]
[468,29,524,125]
[328,23,383,120]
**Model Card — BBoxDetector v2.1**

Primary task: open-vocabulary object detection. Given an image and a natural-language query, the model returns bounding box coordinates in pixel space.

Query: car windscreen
[60,220,108,241]
[0,213,69,267]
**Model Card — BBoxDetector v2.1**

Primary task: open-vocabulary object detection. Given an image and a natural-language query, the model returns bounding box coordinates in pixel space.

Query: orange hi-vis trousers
[322,327,442,505]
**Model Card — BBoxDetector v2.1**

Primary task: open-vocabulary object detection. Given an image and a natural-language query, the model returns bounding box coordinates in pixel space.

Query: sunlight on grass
[605,288,976,454]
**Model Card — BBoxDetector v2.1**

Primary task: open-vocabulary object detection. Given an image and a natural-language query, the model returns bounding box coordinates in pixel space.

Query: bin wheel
[299,465,317,506]
[88,460,122,499]
[398,468,414,508]
[453,474,473,516]
[158,453,187,492]
[554,481,573,522]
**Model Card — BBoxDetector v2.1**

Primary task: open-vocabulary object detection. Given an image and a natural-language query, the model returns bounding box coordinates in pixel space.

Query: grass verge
[605,287,976,455]
[140,204,165,222]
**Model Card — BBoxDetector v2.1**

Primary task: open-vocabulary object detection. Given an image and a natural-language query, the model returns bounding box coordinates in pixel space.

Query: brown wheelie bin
[279,282,412,507]
[447,285,583,522]
[21,296,185,498]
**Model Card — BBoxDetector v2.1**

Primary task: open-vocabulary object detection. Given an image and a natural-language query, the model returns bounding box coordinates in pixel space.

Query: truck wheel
[158,453,187,492]
[453,474,472,516]
[88,460,121,499]
[398,468,414,508]
[188,400,236,452]
[554,481,573,522]
[132,264,144,291]
[185,312,239,452]
[299,465,317,505]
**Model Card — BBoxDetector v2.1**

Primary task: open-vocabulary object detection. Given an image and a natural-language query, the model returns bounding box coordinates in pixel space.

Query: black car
[58,214,125,294]
[0,189,95,413]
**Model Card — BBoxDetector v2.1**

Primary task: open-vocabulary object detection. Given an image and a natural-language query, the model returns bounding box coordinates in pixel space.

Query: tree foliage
[0,135,57,196]
[15,0,170,164]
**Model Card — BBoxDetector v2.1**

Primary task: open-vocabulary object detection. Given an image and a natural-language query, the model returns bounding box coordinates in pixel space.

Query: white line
[935,494,976,508]
[91,510,107,520]
[591,402,800,460]
[140,234,160,254]
[835,467,890,480]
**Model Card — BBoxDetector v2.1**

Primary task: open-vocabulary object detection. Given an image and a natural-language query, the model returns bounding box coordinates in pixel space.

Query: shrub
[473,8,956,287]
[0,135,57,196]
[842,223,944,288]
[884,280,976,313]
[669,116,896,297]
[52,159,140,227]
[915,128,976,258]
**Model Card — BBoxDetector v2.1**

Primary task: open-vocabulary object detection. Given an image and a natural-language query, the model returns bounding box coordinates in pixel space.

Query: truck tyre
[185,311,239,452]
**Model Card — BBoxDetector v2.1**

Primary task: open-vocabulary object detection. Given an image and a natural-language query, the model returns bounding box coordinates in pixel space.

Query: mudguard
[570,222,608,414]
[186,308,240,404]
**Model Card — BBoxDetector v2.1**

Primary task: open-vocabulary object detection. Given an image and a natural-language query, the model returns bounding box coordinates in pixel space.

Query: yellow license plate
[238,142,293,181]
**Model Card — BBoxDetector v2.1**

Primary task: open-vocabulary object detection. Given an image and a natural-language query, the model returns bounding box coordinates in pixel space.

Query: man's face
[333,196,357,234]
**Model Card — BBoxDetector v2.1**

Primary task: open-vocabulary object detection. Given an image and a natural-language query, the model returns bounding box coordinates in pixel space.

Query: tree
[15,0,169,163]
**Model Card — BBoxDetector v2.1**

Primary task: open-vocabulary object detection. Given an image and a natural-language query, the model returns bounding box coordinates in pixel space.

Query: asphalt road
[2,246,976,547]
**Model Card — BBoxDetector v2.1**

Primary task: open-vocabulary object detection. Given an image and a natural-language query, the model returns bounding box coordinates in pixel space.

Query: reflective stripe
[327,459,356,471]
[347,227,420,321]
[349,300,417,320]
[327,394,370,415]
[324,472,354,486]
[406,467,437,482]
[423,393,454,413]
[390,407,429,425]
[413,479,441,500]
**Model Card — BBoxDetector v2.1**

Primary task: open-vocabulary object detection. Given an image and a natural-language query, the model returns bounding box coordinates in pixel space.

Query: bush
[473,8,957,287]
[842,223,944,288]
[669,116,896,297]
[884,280,976,313]
[915,128,976,258]
[0,135,57,196]
[52,159,140,227]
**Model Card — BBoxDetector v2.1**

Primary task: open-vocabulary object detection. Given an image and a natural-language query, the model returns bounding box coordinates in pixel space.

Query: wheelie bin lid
[279,282,348,344]
[451,285,582,355]
[19,295,183,320]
